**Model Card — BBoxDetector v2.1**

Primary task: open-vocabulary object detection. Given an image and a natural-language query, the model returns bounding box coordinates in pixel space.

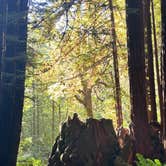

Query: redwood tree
[145,0,157,122]
[161,0,166,141]
[0,0,28,165]
[0,0,3,71]
[126,0,154,157]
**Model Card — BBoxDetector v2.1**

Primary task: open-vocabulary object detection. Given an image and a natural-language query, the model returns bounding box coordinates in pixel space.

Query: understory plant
[136,153,166,166]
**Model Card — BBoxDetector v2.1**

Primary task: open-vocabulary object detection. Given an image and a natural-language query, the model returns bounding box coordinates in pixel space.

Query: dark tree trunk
[161,0,166,143]
[0,0,28,165]
[109,0,123,128]
[145,0,157,122]
[0,0,4,75]
[143,0,151,120]
[126,0,155,157]
[0,0,2,55]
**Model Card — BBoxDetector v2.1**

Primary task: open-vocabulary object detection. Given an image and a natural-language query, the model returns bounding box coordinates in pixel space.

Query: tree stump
[48,113,129,166]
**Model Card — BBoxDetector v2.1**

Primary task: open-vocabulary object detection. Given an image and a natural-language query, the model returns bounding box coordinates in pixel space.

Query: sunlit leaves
[27,0,130,120]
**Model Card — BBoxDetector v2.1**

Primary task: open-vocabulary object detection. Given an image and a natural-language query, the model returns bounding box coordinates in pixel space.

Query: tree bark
[83,87,93,118]
[0,0,4,76]
[161,0,166,143]
[126,0,154,157]
[48,114,123,166]
[0,0,28,165]
[75,79,93,118]
[145,0,157,122]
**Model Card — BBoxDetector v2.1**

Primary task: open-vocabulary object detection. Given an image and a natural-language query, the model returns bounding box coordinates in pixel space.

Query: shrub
[136,153,166,166]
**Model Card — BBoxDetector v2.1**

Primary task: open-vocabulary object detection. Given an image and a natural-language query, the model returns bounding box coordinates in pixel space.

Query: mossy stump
[48,113,128,166]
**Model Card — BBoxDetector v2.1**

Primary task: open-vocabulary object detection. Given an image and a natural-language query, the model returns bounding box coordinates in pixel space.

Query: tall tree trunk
[161,0,166,143]
[75,79,93,118]
[0,0,2,54]
[109,0,123,128]
[52,100,55,144]
[84,87,93,118]
[83,81,93,117]
[36,95,40,138]
[126,0,154,157]
[81,79,93,118]
[32,76,36,142]
[143,0,151,121]
[151,0,163,125]
[145,0,157,122]
[0,0,5,111]
[0,0,28,165]
[58,103,61,125]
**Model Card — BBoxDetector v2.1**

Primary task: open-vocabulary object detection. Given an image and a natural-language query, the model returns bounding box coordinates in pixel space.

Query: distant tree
[108,0,123,128]
[151,0,163,125]
[75,77,93,118]
[51,100,55,144]
[126,0,154,157]
[0,0,28,165]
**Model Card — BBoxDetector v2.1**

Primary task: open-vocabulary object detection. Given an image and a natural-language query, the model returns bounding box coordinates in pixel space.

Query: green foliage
[17,156,42,166]
[136,154,166,166]
[19,137,32,156]
[18,0,162,164]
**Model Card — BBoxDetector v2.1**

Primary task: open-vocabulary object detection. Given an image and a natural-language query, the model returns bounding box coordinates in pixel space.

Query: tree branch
[74,94,85,106]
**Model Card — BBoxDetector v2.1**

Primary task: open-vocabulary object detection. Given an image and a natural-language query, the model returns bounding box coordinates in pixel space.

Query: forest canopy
[0,0,166,165]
